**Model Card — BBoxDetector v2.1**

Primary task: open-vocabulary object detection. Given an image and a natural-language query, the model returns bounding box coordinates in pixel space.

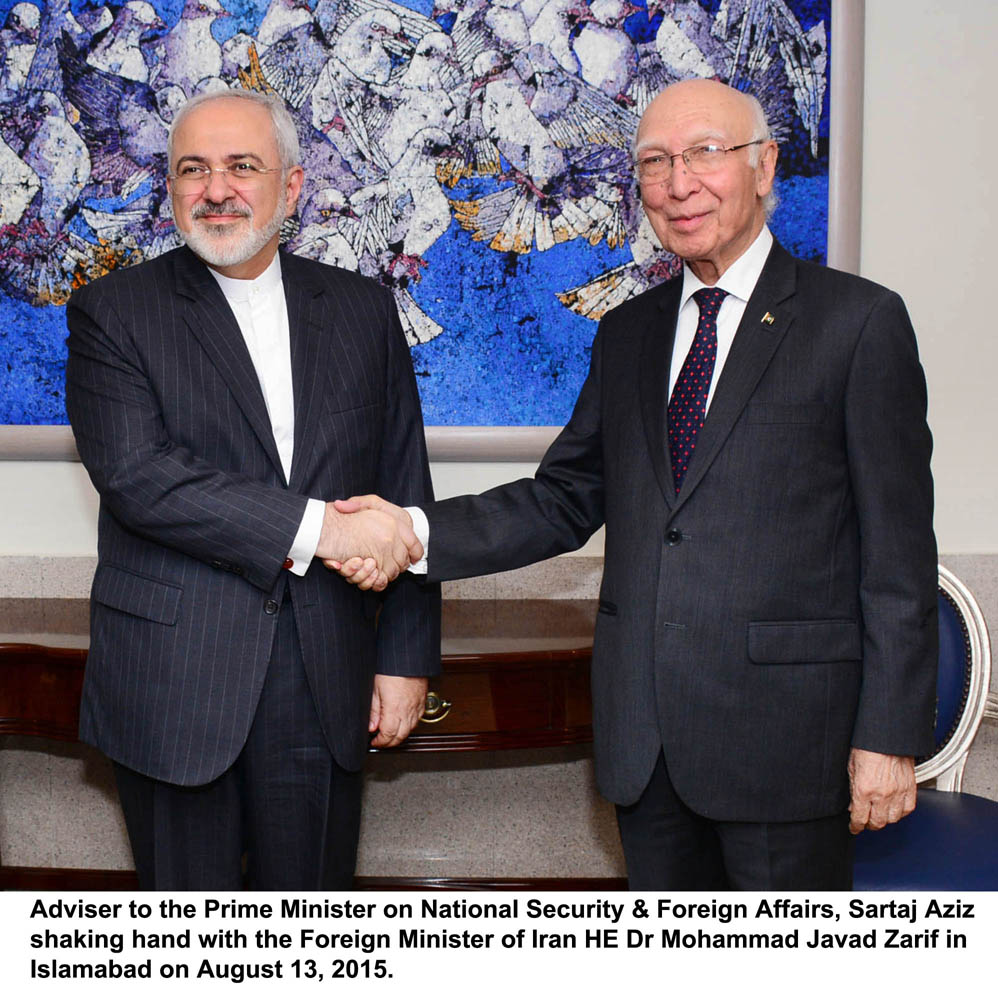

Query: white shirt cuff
[406,505,429,575]
[287,498,326,576]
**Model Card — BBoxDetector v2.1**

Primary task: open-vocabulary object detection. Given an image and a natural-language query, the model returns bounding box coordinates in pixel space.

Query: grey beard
[179,192,287,269]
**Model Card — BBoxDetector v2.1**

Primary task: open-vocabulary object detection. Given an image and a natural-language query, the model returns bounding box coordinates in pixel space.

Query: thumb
[368,683,382,732]
[333,496,378,514]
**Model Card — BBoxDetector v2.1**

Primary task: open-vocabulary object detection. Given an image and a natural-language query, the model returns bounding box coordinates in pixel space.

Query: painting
[0,0,838,454]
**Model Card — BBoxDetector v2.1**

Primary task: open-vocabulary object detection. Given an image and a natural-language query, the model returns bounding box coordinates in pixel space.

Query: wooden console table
[0,636,595,752]
[0,631,615,891]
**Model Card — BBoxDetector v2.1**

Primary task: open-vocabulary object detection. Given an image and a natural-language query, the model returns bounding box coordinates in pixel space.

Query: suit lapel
[639,280,682,508]
[172,247,285,478]
[672,241,798,510]
[282,252,330,492]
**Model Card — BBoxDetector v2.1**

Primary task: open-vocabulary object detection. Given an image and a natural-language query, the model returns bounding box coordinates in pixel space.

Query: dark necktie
[668,287,727,493]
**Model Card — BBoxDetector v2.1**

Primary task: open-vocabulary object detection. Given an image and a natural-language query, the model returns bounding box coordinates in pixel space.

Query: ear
[755,140,778,197]
[284,166,305,216]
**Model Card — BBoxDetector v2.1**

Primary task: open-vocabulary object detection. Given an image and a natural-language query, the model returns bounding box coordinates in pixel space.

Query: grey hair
[742,91,778,218]
[166,89,301,170]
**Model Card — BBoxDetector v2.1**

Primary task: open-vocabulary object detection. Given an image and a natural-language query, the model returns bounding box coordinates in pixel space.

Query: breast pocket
[313,399,384,488]
[743,402,827,425]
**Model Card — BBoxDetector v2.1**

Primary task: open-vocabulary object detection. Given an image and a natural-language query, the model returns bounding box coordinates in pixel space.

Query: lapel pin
[761,311,775,325]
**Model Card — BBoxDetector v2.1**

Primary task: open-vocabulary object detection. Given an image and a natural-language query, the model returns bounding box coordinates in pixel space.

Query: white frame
[917,565,994,791]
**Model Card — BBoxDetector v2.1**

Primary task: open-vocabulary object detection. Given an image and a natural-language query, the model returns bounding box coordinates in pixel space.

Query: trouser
[616,750,853,891]
[114,593,362,891]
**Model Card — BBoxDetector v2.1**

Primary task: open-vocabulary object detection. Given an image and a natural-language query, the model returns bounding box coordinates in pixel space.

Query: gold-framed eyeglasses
[635,140,765,184]
[168,162,284,191]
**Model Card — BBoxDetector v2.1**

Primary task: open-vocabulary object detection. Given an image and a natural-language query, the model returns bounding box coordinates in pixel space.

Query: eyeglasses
[634,140,765,184]
[169,162,283,191]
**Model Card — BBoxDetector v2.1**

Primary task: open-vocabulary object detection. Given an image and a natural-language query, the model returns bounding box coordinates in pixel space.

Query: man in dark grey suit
[335,79,937,890]
[65,90,439,890]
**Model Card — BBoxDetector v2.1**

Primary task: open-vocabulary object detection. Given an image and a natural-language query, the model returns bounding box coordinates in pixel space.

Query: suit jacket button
[665,529,683,546]
[264,599,279,615]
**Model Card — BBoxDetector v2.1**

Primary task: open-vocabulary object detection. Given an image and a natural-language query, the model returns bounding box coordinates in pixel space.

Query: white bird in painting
[573,0,639,100]
[0,131,40,226]
[21,91,92,231]
[477,50,566,187]
[295,186,360,270]
[375,31,460,168]
[85,1,163,84]
[527,0,585,75]
[148,0,227,94]
[482,0,530,54]
[310,8,404,174]
[257,0,313,48]
[0,2,40,98]
[388,125,453,261]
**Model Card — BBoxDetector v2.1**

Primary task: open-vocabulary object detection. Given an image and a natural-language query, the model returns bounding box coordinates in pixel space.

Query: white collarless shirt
[209,254,324,575]
[670,225,773,411]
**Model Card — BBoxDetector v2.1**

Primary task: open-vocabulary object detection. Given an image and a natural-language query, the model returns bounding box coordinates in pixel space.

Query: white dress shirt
[670,225,773,409]
[209,254,324,576]
[411,226,776,569]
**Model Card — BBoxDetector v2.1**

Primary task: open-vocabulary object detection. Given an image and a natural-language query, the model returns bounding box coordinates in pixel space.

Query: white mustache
[191,201,252,220]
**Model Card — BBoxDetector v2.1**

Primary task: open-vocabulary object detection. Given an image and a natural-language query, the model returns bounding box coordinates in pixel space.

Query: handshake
[316,496,419,591]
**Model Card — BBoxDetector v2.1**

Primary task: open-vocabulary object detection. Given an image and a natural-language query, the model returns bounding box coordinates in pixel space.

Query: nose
[666,157,698,198]
[201,168,234,201]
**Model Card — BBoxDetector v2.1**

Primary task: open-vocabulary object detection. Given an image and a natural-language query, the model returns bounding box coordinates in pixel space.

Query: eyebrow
[174,152,268,167]
[634,133,728,157]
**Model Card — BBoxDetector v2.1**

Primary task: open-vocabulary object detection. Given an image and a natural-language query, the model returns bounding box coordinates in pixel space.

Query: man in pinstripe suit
[65,91,440,890]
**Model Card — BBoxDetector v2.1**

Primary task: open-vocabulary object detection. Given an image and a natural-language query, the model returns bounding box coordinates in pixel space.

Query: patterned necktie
[668,287,727,493]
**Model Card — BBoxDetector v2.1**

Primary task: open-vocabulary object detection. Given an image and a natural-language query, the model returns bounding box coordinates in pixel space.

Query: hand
[847,748,917,834]
[328,556,386,592]
[369,674,428,747]
[316,501,419,584]
[326,496,422,591]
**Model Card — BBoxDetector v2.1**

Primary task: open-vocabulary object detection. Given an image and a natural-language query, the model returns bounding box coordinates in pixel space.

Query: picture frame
[0,0,864,463]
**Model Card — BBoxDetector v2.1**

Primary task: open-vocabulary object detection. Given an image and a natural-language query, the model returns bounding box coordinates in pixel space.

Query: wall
[1,2,995,558]
[860,0,998,553]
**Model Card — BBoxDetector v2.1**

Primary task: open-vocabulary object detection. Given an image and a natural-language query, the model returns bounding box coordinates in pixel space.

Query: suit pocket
[324,398,381,416]
[91,565,183,626]
[744,402,827,425]
[598,599,618,616]
[747,619,860,664]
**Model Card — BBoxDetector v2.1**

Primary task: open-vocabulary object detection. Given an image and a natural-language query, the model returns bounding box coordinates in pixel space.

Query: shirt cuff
[405,505,428,575]
[286,498,326,576]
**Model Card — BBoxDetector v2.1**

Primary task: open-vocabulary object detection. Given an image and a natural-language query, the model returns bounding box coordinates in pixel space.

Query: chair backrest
[915,565,992,790]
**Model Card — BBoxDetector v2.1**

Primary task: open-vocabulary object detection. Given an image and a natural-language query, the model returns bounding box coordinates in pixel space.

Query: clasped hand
[317,498,420,589]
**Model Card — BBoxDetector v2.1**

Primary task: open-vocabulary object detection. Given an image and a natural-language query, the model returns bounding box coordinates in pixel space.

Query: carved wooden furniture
[0,634,601,890]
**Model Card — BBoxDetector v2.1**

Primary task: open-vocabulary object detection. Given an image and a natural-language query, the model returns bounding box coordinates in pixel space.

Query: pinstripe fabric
[113,599,362,890]
[66,246,440,787]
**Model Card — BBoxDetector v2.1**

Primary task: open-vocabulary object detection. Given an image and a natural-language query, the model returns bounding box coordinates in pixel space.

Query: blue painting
[0,0,830,426]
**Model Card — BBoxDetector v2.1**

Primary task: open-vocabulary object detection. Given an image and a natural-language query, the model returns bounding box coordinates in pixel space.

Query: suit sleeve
[422,321,608,582]
[66,285,308,592]
[844,290,938,756]
[371,300,441,677]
